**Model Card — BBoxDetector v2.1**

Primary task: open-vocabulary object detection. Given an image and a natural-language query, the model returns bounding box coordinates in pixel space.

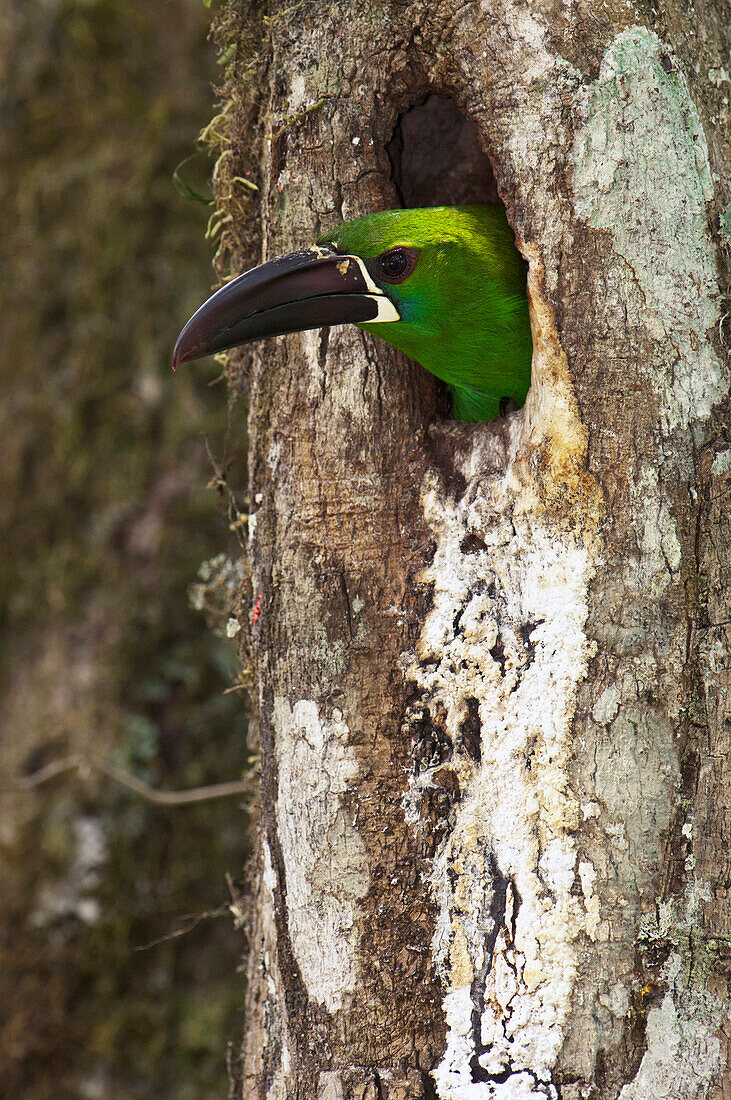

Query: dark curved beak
[172,246,399,369]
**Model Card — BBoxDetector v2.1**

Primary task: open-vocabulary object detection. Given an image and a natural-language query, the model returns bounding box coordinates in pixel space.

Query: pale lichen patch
[618,969,722,1100]
[573,27,728,431]
[273,697,370,1013]
[578,861,601,942]
[711,447,731,477]
[720,203,731,241]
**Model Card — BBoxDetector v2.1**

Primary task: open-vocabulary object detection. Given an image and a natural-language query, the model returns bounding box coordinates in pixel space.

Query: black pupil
[380,249,408,278]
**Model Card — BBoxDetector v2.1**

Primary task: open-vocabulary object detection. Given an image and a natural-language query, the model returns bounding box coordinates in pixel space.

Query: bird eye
[376,247,418,284]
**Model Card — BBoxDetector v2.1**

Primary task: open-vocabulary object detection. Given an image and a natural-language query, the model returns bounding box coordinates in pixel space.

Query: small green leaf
[172,153,213,205]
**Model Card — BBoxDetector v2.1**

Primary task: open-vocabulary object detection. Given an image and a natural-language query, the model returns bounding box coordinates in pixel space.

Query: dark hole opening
[388,94,499,208]
[386,94,531,428]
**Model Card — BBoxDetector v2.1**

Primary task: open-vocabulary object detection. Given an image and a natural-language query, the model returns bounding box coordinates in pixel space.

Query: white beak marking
[346,256,399,322]
[365,294,400,323]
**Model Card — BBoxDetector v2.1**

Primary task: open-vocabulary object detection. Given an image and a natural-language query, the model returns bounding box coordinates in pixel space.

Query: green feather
[318,204,532,423]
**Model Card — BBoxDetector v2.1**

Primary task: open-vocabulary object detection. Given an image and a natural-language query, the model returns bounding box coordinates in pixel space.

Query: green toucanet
[173,204,532,422]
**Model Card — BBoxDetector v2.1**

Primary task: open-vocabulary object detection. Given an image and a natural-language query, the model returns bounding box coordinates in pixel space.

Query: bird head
[173,204,531,422]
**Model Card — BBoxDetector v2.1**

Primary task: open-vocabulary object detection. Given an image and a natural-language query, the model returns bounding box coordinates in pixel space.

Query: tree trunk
[214,1,731,1095]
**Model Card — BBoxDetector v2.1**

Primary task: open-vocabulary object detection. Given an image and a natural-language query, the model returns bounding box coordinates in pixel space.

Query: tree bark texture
[214,1,731,1095]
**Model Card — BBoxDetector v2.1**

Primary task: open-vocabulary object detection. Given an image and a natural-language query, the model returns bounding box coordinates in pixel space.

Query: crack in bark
[458,697,481,763]
[468,854,511,1084]
[318,325,330,394]
[339,570,354,640]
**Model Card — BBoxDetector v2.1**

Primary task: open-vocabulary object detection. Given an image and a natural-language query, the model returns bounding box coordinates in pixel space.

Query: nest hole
[388,94,499,208]
[387,95,531,428]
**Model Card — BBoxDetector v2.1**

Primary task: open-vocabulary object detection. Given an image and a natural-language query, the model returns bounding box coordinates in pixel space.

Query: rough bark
[214,1,731,1095]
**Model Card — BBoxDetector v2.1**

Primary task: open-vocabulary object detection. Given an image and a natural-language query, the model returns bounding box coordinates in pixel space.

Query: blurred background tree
[0,1,249,1096]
